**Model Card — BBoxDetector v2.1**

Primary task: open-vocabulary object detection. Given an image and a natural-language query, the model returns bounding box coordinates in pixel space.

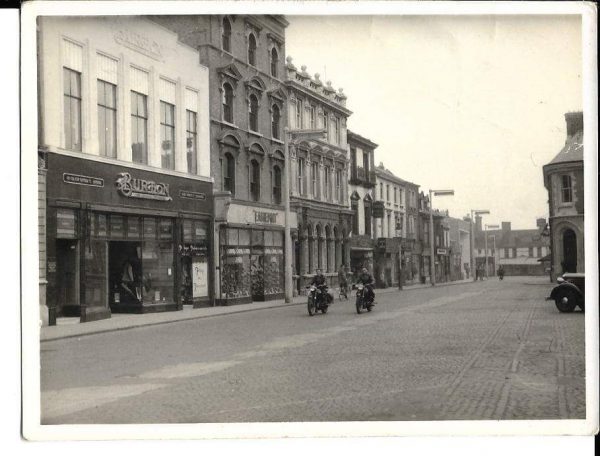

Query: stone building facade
[347,130,378,277]
[154,15,293,304]
[417,192,450,284]
[38,16,213,324]
[283,58,354,292]
[543,111,584,280]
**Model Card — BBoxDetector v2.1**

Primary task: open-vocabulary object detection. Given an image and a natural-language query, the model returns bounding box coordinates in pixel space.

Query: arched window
[222,83,234,124]
[271,104,280,139]
[270,47,279,77]
[248,94,259,132]
[222,17,231,52]
[273,165,282,204]
[248,33,257,66]
[250,159,260,201]
[223,152,235,196]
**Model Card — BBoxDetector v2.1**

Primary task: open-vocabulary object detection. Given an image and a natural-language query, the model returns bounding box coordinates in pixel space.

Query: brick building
[154,15,292,304]
[283,58,354,292]
[543,111,584,280]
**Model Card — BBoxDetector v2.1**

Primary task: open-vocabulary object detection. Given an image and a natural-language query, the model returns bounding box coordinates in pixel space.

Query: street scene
[41,278,585,423]
[30,10,590,430]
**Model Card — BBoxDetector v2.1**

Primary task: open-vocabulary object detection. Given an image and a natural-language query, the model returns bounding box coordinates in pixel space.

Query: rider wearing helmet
[311,269,331,303]
[356,267,375,304]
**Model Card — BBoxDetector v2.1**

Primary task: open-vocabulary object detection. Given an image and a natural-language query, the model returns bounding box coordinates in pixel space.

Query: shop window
[271,104,280,139]
[186,110,197,174]
[223,152,235,195]
[248,33,257,66]
[109,214,125,239]
[273,165,282,204]
[270,47,278,77]
[250,159,261,201]
[142,241,174,303]
[63,67,82,151]
[160,101,175,170]
[222,83,234,124]
[131,91,148,164]
[97,79,117,158]
[222,17,231,52]
[126,216,141,240]
[248,94,259,132]
[561,175,573,203]
[56,208,78,239]
[181,220,209,303]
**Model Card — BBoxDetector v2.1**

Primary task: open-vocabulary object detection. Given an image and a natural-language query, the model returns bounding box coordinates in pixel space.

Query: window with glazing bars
[160,101,175,170]
[63,67,82,151]
[186,110,197,174]
[130,91,148,164]
[97,80,117,158]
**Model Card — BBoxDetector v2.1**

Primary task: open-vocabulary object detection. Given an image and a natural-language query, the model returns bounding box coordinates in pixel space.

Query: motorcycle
[354,283,373,314]
[307,284,331,316]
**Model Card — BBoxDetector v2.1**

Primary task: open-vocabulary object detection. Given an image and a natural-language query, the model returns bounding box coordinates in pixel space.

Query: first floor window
[97,79,117,158]
[324,166,330,200]
[351,199,359,234]
[250,159,260,201]
[364,201,372,236]
[273,165,282,204]
[561,175,573,203]
[222,83,234,123]
[311,162,318,197]
[131,91,148,164]
[160,101,175,170]
[186,110,197,174]
[298,158,305,195]
[336,169,342,202]
[271,104,280,139]
[223,153,235,195]
[249,94,259,132]
[63,67,82,151]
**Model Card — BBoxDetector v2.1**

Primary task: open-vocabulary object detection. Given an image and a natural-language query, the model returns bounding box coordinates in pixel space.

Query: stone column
[335,238,342,270]
[328,238,335,272]
[318,236,325,270]
[300,234,309,275]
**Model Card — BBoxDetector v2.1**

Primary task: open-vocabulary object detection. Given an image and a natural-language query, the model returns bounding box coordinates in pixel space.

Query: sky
[286,15,582,229]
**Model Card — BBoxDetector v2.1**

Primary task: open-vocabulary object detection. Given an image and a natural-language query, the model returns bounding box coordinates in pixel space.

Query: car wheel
[555,290,577,313]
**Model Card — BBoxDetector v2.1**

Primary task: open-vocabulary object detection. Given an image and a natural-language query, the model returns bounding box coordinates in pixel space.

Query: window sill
[249,130,263,138]
[219,120,239,129]
[271,137,284,145]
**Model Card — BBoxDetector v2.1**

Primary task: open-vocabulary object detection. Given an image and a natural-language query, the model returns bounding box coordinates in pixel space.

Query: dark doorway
[56,239,79,317]
[562,229,577,273]
[109,241,143,310]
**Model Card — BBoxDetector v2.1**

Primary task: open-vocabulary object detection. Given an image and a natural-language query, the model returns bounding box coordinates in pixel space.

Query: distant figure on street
[338,263,348,298]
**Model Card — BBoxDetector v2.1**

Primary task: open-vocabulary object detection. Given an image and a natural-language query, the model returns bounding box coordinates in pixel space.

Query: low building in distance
[543,111,584,280]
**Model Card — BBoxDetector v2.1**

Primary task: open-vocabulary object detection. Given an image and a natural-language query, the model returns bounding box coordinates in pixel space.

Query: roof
[547,129,584,166]
[474,227,550,249]
[374,164,418,187]
[347,130,378,149]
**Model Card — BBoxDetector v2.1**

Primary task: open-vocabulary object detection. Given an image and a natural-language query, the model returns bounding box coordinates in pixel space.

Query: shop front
[374,237,401,288]
[45,153,213,324]
[217,203,293,305]
[349,235,375,278]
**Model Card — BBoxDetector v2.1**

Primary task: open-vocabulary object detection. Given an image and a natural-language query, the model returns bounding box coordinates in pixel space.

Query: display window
[180,219,210,304]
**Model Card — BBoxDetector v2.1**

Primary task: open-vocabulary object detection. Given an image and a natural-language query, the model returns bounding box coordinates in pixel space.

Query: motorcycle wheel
[308,297,316,316]
[555,290,577,313]
[356,296,362,314]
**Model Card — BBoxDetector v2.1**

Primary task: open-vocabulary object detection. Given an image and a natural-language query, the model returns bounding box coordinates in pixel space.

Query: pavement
[40,276,584,424]
[40,278,475,341]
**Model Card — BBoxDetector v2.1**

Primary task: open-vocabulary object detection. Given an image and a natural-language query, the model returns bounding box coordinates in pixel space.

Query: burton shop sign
[116,172,172,201]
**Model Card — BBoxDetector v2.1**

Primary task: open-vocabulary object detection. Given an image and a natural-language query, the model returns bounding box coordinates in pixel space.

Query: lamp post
[284,127,327,303]
[429,189,454,286]
[470,209,489,281]
[484,224,499,278]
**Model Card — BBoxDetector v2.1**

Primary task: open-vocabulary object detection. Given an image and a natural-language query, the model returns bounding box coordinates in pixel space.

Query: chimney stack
[502,222,511,233]
[565,112,583,140]
[536,218,546,230]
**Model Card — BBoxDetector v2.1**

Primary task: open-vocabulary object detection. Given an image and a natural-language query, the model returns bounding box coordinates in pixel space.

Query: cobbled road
[40,277,585,424]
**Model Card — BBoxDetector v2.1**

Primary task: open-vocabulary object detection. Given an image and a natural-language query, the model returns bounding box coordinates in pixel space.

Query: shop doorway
[56,239,79,317]
[250,252,265,301]
[562,229,577,273]
[109,241,143,310]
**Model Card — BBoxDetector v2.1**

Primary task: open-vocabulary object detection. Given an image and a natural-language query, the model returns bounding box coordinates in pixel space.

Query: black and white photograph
[17,0,597,443]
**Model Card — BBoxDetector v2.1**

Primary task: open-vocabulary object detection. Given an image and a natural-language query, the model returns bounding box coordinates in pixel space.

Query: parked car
[547,273,585,313]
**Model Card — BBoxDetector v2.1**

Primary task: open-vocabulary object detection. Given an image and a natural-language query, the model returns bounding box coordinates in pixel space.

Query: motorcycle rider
[497,265,505,280]
[356,267,375,305]
[311,269,331,304]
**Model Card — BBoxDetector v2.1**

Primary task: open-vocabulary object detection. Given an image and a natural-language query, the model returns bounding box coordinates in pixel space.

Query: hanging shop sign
[63,173,104,188]
[116,172,172,201]
[372,200,385,218]
[436,248,448,255]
